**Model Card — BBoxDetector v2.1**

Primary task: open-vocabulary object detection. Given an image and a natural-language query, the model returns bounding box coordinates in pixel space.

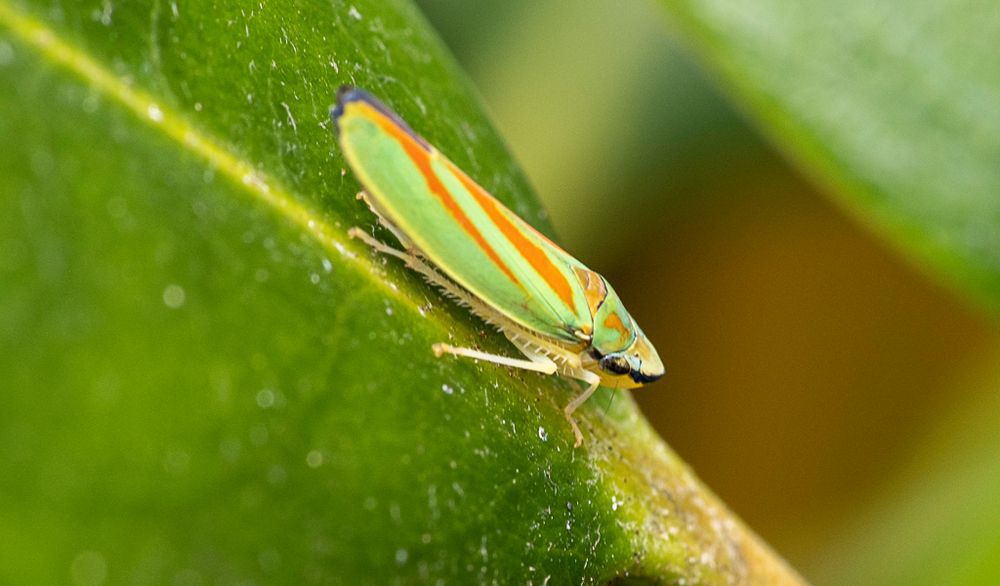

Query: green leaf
[0,0,799,583]
[658,0,1000,314]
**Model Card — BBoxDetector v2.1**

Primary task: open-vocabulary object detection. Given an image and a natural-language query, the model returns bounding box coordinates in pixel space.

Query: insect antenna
[603,388,618,416]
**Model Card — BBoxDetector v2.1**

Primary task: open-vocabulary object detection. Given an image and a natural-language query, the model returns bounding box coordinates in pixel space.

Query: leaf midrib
[0,1,432,320]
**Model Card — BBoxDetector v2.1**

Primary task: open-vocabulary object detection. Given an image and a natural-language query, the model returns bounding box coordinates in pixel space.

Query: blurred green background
[417,0,1000,583]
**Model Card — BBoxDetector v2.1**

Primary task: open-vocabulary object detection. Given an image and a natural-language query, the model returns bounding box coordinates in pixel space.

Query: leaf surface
[660,0,1000,314]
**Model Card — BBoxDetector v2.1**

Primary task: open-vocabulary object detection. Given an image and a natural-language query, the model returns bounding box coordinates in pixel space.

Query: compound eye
[600,354,631,375]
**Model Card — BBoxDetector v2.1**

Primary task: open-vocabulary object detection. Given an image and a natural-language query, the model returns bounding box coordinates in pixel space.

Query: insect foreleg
[562,369,602,448]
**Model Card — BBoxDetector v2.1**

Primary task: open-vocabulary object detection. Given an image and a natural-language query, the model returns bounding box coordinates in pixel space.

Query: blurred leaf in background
[662,0,1000,314]
[418,0,1000,584]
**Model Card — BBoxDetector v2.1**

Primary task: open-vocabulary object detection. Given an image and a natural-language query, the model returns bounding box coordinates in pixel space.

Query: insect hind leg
[348,226,412,264]
[355,191,415,250]
[349,227,483,311]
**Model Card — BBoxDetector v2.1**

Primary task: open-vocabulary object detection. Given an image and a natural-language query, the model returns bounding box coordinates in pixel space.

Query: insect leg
[350,224,569,400]
[355,191,415,249]
[433,343,557,375]
[505,331,583,371]
[442,330,598,448]
[505,331,601,448]
[348,226,413,264]
[350,227,527,340]
[562,370,602,448]
[349,228,494,317]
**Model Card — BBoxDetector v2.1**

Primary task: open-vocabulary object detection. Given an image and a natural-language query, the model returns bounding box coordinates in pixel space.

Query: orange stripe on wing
[447,161,577,314]
[358,103,522,287]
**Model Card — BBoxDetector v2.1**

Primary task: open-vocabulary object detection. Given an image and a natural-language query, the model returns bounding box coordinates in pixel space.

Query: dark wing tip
[331,86,381,119]
[336,84,357,102]
[330,85,368,135]
[328,86,431,151]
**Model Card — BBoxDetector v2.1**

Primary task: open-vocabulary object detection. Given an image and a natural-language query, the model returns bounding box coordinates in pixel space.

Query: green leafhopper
[331,87,664,447]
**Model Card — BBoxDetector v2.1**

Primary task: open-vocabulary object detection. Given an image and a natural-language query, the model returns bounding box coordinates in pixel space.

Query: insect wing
[335,90,593,342]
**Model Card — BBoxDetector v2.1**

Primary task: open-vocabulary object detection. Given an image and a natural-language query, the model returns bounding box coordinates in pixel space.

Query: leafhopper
[332,87,664,447]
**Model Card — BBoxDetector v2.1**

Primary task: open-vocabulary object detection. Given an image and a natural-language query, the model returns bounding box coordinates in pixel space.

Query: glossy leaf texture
[659,0,1000,315]
[0,0,799,583]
